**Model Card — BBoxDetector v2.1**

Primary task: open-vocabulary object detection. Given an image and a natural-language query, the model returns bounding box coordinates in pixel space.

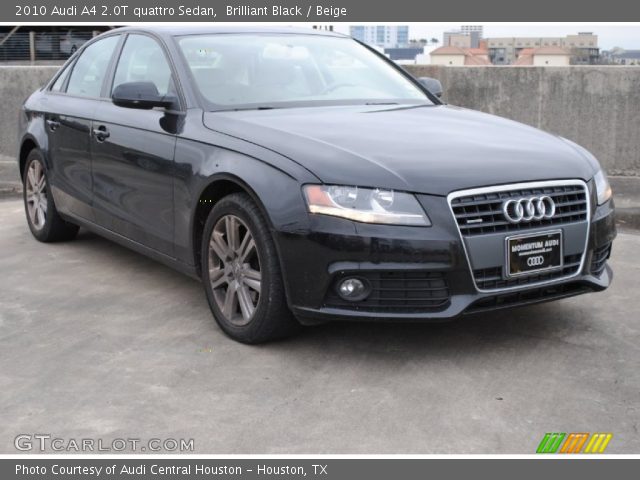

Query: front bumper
[275,189,616,324]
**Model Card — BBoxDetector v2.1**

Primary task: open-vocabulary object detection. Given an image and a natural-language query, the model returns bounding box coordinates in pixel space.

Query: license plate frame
[505,230,564,278]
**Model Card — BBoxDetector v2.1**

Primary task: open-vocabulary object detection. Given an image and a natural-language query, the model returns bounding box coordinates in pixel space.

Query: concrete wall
[406,65,640,175]
[0,66,59,160]
[1,65,639,176]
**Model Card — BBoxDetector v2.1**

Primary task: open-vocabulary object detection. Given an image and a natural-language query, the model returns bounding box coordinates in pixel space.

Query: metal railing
[0,30,102,62]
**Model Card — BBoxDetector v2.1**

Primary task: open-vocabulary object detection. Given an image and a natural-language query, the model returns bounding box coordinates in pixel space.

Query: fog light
[337,277,370,301]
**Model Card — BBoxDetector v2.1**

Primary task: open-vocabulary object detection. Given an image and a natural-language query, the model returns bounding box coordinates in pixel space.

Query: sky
[328,24,640,50]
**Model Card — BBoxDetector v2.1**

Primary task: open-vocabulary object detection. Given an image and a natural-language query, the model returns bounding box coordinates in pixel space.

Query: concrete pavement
[0,155,20,197]
[0,198,639,454]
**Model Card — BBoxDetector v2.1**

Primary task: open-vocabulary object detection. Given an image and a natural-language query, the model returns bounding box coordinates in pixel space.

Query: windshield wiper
[365,102,399,105]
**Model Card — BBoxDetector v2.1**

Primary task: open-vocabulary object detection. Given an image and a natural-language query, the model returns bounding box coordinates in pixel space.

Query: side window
[66,35,119,98]
[113,35,175,96]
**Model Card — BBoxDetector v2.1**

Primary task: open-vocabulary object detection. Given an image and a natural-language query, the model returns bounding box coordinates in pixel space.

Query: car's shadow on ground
[71,229,593,358]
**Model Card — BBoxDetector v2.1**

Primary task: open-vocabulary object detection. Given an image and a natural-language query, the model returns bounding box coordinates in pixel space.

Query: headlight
[593,169,612,205]
[303,185,430,226]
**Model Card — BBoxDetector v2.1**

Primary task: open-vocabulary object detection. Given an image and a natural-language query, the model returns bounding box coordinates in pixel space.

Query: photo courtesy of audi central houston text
[18,25,616,344]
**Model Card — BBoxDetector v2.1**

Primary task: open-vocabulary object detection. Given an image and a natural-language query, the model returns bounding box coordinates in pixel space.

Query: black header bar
[5,0,640,22]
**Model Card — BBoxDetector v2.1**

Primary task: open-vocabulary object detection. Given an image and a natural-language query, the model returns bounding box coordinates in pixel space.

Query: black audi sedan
[18,26,616,343]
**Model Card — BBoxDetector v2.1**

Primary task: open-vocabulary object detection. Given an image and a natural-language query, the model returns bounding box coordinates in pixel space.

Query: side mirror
[417,77,443,98]
[112,81,176,110]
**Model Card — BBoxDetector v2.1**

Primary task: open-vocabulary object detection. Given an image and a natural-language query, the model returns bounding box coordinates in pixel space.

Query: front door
[90,33,180,256]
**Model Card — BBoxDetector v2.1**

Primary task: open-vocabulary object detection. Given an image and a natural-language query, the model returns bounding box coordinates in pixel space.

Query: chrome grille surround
[447,180,591,293]
[450,183,588,236]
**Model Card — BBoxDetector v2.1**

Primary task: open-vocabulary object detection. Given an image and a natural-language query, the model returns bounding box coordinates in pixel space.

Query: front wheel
[201,193,299,343]
[23,149,79,242]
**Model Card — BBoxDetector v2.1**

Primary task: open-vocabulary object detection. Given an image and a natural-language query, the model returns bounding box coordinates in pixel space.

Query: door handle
[92,126,110,142]
[46,119,60,131]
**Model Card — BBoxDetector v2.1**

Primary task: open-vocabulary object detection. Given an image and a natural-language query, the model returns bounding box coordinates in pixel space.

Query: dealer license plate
[506,230,563,277]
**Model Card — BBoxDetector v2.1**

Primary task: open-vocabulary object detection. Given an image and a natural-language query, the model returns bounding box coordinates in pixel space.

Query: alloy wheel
[208,214,262,326]
[25,160,48,231]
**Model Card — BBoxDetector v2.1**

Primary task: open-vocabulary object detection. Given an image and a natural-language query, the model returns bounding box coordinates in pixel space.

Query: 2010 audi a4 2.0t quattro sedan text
[18,26,616,343]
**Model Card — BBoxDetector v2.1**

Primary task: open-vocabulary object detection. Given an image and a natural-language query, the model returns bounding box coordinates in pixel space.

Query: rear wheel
[201,193,299,343]
[23,149,79,242]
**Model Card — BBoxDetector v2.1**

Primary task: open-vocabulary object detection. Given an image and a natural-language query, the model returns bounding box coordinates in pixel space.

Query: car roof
[112,25,348,39]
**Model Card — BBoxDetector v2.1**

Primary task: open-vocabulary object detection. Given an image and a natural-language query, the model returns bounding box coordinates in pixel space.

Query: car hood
[203,104,596,196]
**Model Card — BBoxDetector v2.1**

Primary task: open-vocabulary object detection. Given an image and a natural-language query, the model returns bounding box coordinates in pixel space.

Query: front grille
[590,243,612,277]
[474,253,582,290]
[451,184,588,236]
[465,282,592,314]
[325,271,450,312]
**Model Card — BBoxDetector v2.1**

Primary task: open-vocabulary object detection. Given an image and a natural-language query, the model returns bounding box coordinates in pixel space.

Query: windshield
[176,34,433,110]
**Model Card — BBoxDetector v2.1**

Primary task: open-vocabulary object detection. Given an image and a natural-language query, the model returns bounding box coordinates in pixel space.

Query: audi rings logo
[527,255,546,267]
[502,196,556,223]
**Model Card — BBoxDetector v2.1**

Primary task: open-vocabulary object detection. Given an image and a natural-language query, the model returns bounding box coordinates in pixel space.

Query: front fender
[173,131,319,268]
[192,160,312,233]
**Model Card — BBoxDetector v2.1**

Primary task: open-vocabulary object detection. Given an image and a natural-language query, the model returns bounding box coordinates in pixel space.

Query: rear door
[90,33,181,256]
[44,34,121,220]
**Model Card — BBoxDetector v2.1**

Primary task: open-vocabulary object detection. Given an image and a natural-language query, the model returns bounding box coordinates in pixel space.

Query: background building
[460,25,483,48]
[430,46,491,66]
[605,48,640,65]
[443,26,483,49]
[514,47,572,66]
[384,47,424,62]
[564,33,600,64]
[460,25,484,37]
[487,32,598,65]
[443,30,471,48]
[349,25,409,48]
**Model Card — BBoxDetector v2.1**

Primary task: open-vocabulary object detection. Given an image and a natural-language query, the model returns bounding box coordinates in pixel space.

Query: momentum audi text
[18,26,616,343]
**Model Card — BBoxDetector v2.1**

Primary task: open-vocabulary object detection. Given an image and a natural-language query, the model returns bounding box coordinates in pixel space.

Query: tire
[22,149,79,243]
[201,192,300,343]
